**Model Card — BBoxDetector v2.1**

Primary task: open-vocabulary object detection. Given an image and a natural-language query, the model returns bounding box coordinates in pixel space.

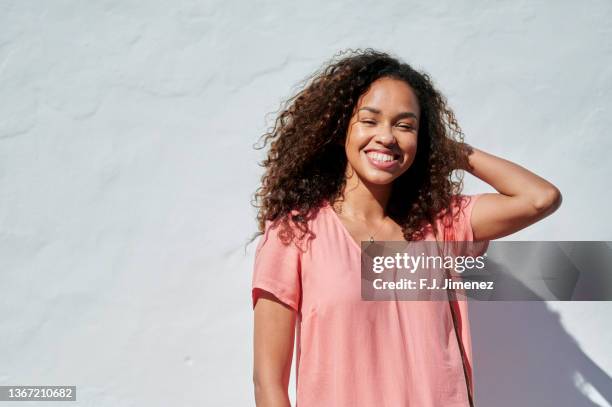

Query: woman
[250,49,561,406]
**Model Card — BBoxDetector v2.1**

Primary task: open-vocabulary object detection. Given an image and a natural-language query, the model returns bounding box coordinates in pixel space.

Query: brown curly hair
[249,48,473,247]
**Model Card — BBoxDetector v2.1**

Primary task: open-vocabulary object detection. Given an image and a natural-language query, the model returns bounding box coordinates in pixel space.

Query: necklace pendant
[369,236,374,243]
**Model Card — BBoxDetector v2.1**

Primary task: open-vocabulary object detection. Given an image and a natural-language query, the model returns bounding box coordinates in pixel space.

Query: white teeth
[367,151,395,163]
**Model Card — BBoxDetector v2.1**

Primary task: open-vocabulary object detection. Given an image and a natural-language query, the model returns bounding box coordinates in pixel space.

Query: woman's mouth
[364,150,400,170]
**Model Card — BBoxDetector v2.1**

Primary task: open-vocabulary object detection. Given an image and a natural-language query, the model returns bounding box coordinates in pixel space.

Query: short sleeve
[251,220,302,312]
[456,194,482,241]
[440,194,490,256]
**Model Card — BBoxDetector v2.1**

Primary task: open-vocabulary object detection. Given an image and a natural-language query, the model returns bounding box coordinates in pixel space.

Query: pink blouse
[252,194,488,406]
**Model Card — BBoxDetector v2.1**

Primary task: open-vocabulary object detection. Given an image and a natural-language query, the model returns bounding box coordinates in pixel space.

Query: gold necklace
[367,220,386,243]
[332,200,388,243]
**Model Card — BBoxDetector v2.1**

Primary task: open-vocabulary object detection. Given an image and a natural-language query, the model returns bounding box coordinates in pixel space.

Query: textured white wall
[0,0,610,406]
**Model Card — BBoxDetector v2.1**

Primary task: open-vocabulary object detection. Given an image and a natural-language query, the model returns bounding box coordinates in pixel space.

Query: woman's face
[344,77,420,185]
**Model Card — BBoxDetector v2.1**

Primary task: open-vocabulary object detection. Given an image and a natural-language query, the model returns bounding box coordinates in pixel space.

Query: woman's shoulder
[432,194,485,241]
[263,201,329,229]
[435,194,481,218]
[259,201,329,251]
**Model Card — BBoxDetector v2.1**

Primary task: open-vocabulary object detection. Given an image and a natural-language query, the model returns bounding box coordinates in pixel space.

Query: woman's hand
[253,290,296,407]
[456,142,562,240]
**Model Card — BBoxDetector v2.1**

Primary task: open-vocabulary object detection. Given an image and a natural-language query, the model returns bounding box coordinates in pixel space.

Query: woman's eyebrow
[358,106,418,120]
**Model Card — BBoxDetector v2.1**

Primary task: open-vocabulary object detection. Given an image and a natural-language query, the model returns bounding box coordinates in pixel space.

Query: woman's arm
[253,290,296,407]
[459,144,562,240]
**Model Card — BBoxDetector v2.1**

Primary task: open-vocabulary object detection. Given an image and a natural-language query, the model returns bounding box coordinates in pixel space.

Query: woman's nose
[375,128,396,145]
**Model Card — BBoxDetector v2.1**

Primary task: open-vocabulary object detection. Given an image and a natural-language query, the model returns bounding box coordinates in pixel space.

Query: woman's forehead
[356,78,420,118]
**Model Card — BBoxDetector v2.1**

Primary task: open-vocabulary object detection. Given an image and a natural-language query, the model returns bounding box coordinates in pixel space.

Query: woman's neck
[335,170,392,221]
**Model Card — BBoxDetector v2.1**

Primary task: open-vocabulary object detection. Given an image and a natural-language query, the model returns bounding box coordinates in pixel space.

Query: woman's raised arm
[253,290,296,407]
[460,145,562,241]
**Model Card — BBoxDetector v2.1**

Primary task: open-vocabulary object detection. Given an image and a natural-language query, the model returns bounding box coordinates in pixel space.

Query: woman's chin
[360,172,396,185]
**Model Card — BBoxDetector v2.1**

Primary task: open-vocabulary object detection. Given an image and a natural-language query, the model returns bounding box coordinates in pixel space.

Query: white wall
[0,0,610,405]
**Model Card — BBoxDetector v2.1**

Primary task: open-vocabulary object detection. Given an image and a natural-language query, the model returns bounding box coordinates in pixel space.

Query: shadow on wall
[470,256,612,407]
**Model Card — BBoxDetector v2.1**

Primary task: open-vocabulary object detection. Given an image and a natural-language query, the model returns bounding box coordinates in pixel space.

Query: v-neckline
[324,200,427,251]
[323,200,364,253]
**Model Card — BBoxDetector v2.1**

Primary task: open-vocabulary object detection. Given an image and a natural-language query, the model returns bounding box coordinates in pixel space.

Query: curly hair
[249,48,473,247]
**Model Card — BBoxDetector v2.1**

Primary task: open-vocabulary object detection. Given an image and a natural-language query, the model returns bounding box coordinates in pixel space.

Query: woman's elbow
[253,372,289,406]
[252,370,273,397]
[533,185,562,215]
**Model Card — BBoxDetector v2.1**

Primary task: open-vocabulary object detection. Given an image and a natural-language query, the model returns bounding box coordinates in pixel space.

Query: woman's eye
[361,120,376,125]
[399,124,414,130]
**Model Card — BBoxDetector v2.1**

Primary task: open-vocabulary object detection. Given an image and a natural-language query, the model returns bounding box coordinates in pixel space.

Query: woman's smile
[364,149,401,171]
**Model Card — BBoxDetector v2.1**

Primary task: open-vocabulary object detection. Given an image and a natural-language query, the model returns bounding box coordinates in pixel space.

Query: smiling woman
[345,77,420,187]
[249,48,561,407]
